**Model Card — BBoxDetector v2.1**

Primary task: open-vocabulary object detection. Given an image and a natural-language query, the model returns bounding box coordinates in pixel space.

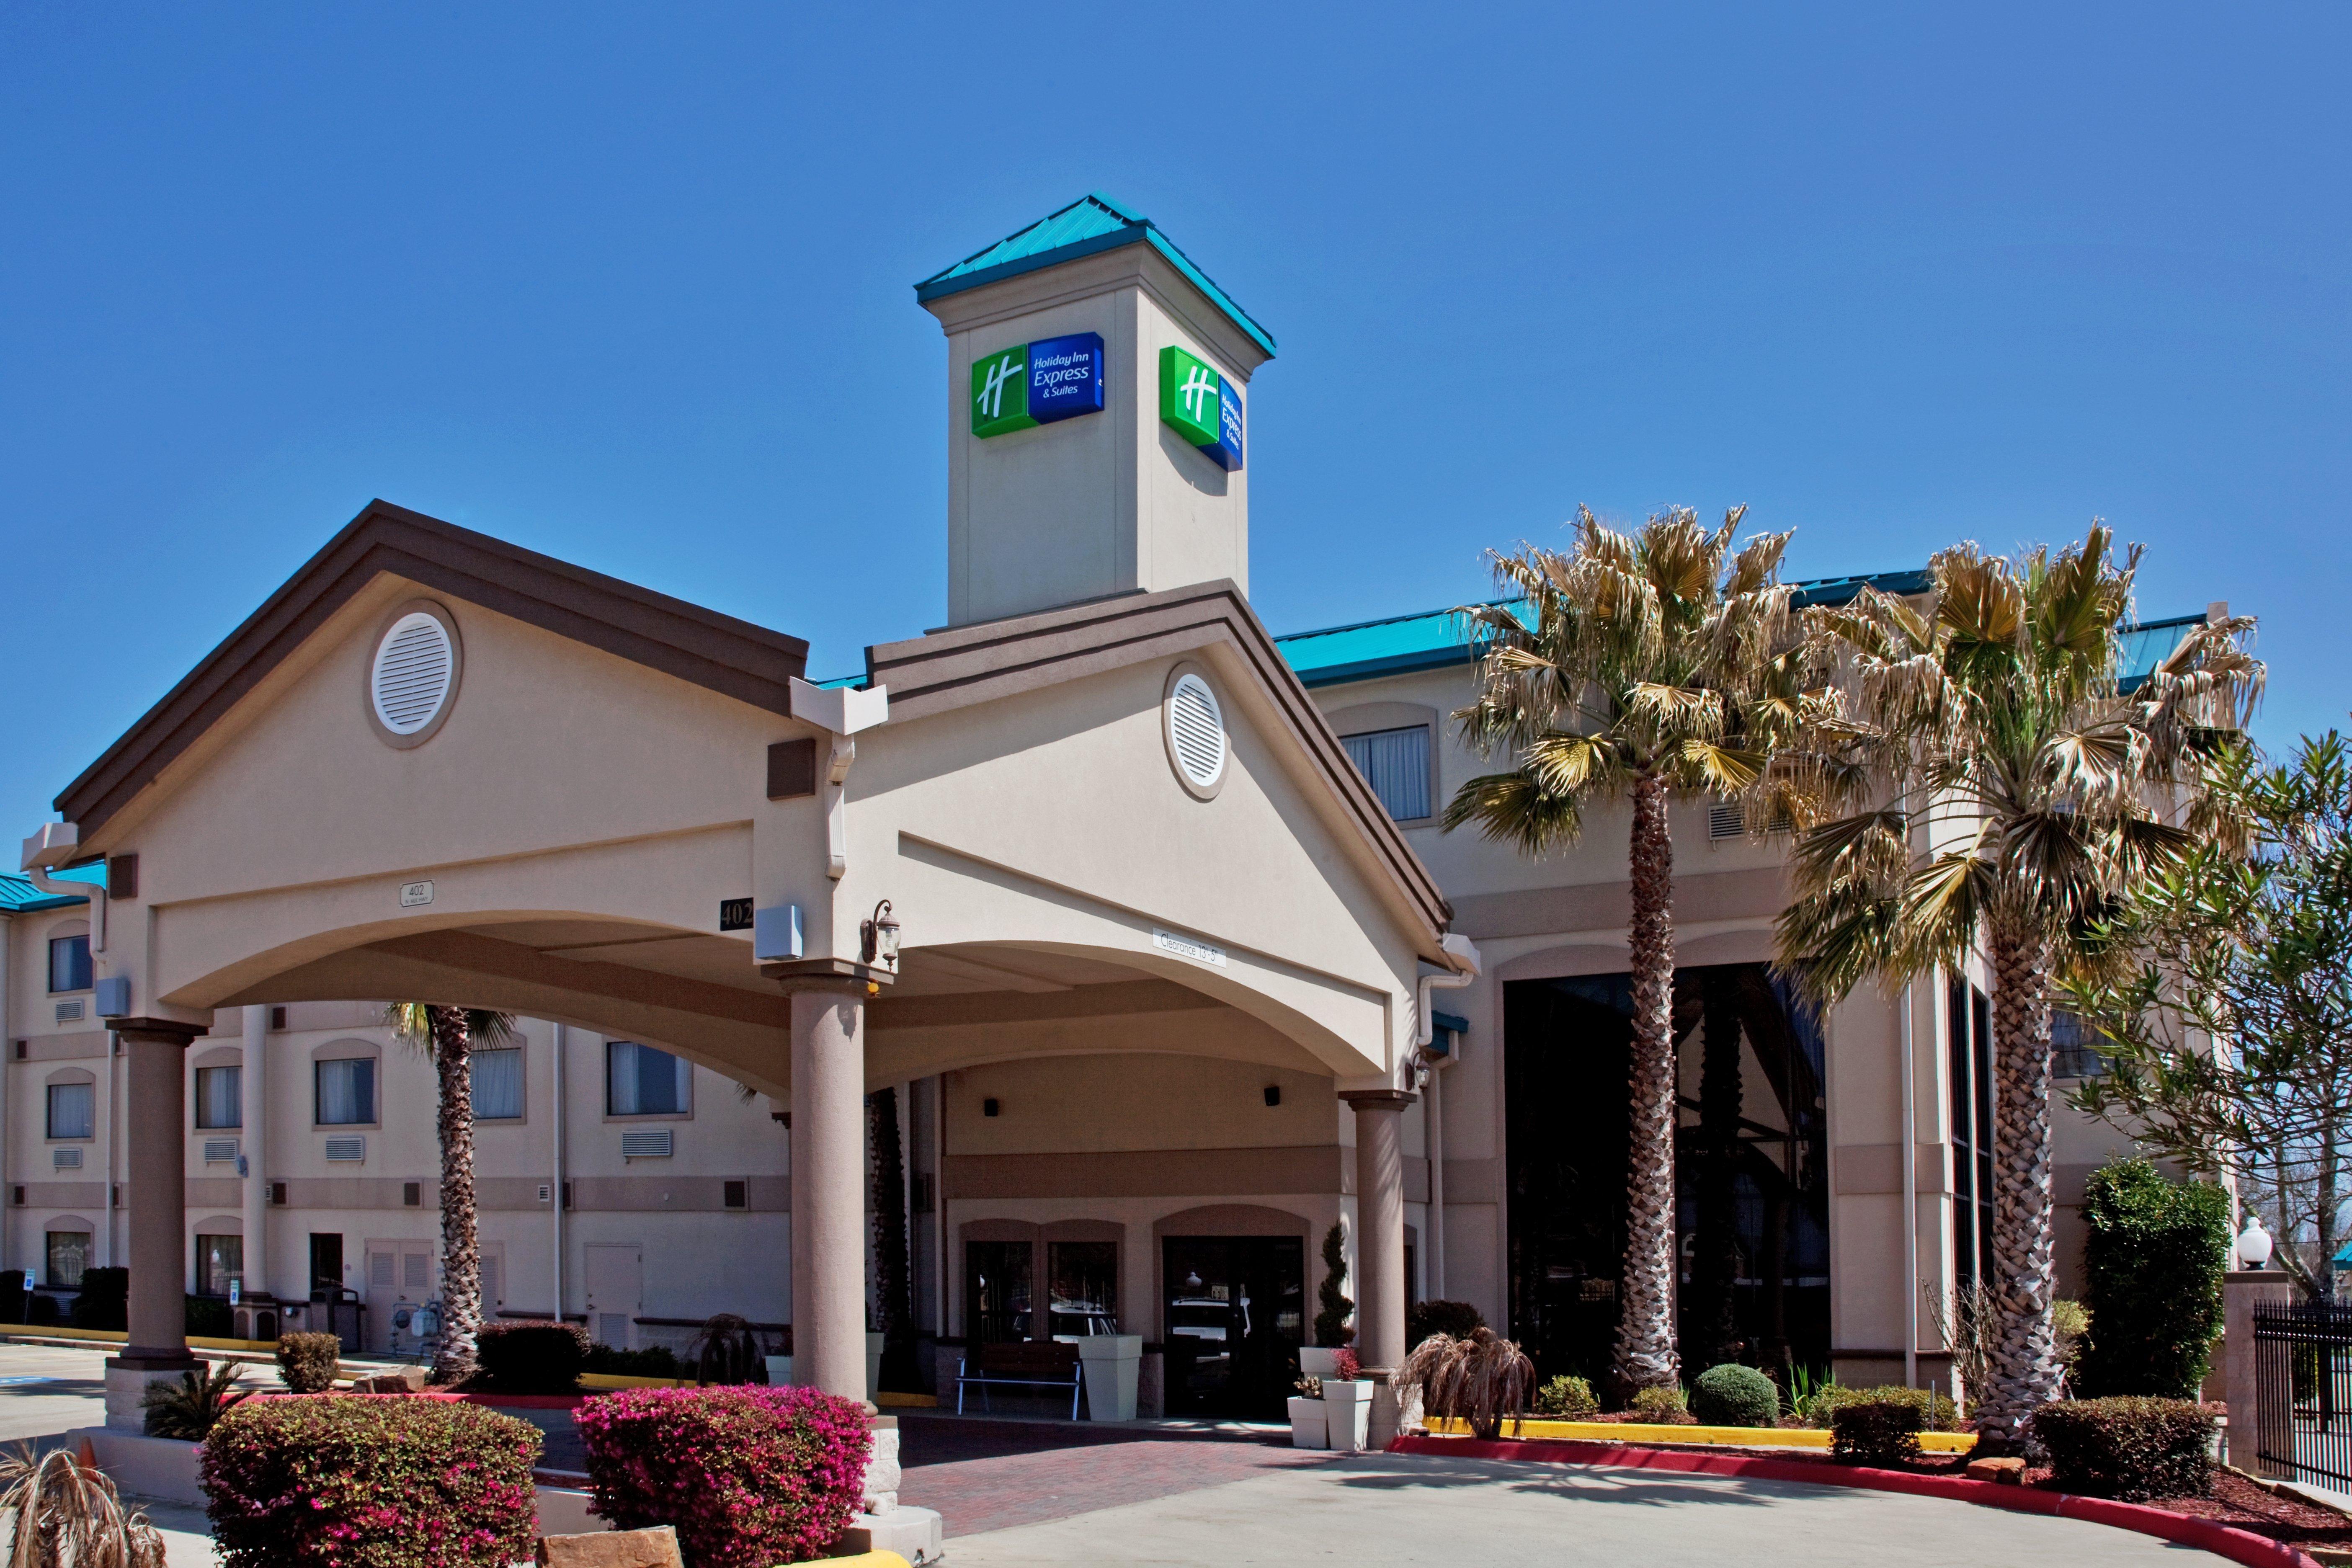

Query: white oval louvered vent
[371,612,456,736]
[1166,673,1227,790]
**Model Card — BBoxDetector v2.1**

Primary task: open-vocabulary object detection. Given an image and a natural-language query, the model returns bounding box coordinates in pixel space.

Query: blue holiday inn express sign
[972,332,1105,438]
[1159,346,1243,472]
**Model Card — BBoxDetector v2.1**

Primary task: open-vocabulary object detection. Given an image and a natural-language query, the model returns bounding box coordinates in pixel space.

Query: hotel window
[606,1041,691,1117]
[48,935,91,994]
[1341,726,1432,821]
[1947,979,1995,1294]
[2050,1009,2109,1081]
[45,1230,89,1290]
[46,1082,94,1141]
[195,1065,242,1129]
[474,1047,524,1121]
[196,1234,243,1298]
[315,1057,377,1125]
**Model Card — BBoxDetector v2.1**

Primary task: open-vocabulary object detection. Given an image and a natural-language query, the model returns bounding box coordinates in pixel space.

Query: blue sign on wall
[1204,374,1243,472]
[1026,333,1104,424]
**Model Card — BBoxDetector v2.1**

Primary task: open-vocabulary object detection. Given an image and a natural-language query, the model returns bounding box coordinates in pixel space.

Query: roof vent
[1165,671,1227,795]
[370,608,458,740]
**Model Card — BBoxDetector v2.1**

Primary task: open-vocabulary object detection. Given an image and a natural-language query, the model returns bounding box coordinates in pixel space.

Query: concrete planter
[1287,1396,1328,1449]
[1322,1380,1372,1453]
[1300,1347,1349,1380]
[67,1427,204,1507]
[1063,1334,1142,1421]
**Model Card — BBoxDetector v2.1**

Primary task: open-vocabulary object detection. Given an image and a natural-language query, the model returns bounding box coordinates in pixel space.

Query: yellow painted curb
[818,1555,910,1566]
[1429,1417,1975,1453]
[0,1327,281,1354]
[874,1392,938,1409]
[578,1372,697,1390]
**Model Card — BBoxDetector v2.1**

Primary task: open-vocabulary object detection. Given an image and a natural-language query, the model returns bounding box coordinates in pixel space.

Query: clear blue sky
[5,4,2347,838]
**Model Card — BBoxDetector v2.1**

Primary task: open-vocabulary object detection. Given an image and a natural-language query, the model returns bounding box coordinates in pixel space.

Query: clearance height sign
[1158,346,1243,472]
[972,332,1105,438]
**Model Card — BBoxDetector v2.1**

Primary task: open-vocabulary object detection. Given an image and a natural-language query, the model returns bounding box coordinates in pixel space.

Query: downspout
[551,1022,567,1320]
[1900,981,1918,1389]
[1411,935,1481,1305]
[241,1004,268,1301]
[786,678,890,882]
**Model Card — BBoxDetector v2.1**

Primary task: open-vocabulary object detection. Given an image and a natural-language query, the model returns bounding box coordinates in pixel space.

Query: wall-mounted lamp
[861,900,902,973]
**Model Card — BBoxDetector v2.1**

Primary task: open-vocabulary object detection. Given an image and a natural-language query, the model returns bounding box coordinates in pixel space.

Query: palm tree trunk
[1615,773,1681,1392]
[430,1007,482,1383]
[1978,926,2061,1443]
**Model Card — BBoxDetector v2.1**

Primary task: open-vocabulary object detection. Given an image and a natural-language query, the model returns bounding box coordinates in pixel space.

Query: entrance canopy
[27,501,1467,1095]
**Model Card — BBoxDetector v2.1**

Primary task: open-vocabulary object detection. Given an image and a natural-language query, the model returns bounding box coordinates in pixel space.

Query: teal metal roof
[0,869,91,914]
[1274,568,1936,689]
[2117,614,2207,690]
[915,193,1277,360]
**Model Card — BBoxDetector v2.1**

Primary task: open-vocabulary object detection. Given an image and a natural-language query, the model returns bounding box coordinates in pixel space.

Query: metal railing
[2253,1302,2352,1491]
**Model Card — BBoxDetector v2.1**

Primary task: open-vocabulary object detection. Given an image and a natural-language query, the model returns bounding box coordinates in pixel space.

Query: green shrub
[71,1267,128,1330]
[1689,1363,1778,1427]
[2033,1397,2215,1501]
[583,1342,685,1379]
[1630,1385,1687,1422]
[201,1395,542,1566]
[2079,1159,2228,1398]
[1803,1382,1957,1431]
[1314,1224,1355,1348]
[143,1361,252,1439]
[275,1333,342,1394]
[1533,1375,1598,1418]
[1408,1300,1486,1348]
[475,1320,588,1393]
[1831,1396,1924,1467]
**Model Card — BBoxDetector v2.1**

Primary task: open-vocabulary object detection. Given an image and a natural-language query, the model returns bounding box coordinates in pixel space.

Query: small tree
[384,1004,516,1382]
[1314,1223,1354,1348]
[2077,1159,2228,1398]
[2065,733,2352,1302]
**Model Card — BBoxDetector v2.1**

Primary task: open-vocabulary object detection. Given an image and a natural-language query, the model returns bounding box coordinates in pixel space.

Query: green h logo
[972,344,1036,437]
[1159,346,1221,448]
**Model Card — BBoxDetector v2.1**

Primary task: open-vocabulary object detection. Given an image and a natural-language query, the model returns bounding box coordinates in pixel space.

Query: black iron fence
[2253,1302,2352,1491]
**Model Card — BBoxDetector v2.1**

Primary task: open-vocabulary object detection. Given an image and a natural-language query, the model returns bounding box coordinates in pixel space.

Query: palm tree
[1448,505,1805,1393]
[1769,527,2259,1443]
[384,1003,517,1383]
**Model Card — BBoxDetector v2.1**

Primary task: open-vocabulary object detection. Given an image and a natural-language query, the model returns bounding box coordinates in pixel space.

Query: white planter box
[1322,1380,1373,1453]
[1067,1334,1142,1421]
[1287,1395,1328,1449]
[1300,1347,1348,1380]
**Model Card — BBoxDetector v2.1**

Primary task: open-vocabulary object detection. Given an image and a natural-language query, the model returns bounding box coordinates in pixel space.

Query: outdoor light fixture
[2236,1215,2274,1270]
[860,899,902,973]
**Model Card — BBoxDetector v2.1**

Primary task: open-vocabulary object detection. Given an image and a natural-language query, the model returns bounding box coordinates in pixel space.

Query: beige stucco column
[1341,1089,1414,1372]
[110,1022,199,1432]
[789,984,869,1400]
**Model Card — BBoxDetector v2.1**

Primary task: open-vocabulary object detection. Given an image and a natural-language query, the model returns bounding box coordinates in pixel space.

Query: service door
[480,1242,506,1325]
[584,1243,642,1349]
[363,1239,435,1357]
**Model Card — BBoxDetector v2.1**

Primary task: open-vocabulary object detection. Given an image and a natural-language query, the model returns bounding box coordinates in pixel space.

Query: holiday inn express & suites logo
[971,332,1104,438]
[1159,345,1243,472]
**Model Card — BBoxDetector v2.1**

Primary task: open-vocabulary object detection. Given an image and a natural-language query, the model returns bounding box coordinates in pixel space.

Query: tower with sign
[916,194,1274,628]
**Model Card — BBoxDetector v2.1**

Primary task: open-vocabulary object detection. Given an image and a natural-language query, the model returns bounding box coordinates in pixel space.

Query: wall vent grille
[1167,673,1227,788]
[620,1129,674,1160]
[323,1135,367,1163]
[371,612,455,735]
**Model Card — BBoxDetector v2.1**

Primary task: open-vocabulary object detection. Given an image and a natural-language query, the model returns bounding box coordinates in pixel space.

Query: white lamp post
[2236,1215,2274,1271]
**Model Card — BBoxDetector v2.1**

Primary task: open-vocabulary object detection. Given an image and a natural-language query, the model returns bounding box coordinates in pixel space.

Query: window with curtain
[1947,979,1995,1294]
[47,935,91,994]
[46,1082,93,1140]
[474,1047,524,1120]
[606,1041,691,1117]
[315,1057,377,1125]
[196,1234,243,1297]
[1341,726,1431,821]
[45,1231,89,1289]
[2050,1010,2110,1081]
[195,1065,242,1129]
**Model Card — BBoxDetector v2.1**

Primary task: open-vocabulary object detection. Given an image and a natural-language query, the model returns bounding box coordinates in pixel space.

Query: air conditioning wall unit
[620,1129,673,1161]
[323,1135,366,1163]
[52,1148,83,1170]
[202,1139,239,1164]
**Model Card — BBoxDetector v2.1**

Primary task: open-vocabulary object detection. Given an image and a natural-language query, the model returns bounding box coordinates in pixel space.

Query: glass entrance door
[1161,1235,1304,1418]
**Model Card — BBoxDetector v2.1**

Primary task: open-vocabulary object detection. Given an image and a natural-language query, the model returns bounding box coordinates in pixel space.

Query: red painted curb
[1388,1435,2320,1568]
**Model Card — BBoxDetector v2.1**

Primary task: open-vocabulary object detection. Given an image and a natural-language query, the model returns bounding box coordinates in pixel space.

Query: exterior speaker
[753,905,804,962]
[93,976,130,1019]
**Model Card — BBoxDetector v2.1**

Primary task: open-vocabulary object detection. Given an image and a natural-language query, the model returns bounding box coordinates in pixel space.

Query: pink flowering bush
[199,1395,541,1567]
[575,1384,870,1567]
[1333,1347,1362,1381]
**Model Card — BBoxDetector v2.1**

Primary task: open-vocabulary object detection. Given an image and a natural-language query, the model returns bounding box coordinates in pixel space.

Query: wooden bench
[955,1340,1084,1419]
